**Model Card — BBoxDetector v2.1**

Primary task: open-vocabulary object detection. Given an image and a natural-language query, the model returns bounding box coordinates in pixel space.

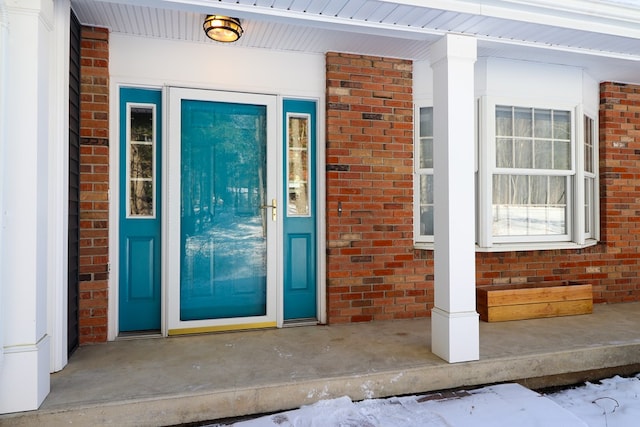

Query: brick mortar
[79,26,110,344]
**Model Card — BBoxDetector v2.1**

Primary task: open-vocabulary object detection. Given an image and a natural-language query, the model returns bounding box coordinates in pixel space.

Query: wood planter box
[476,281,593,322]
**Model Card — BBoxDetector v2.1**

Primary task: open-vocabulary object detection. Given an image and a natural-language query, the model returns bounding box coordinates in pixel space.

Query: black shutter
[68,10,81,356]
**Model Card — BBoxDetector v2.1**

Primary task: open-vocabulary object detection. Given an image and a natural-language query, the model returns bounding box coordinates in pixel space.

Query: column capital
[430,33,477,66]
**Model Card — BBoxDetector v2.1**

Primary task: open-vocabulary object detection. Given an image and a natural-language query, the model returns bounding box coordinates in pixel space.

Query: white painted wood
[430,34,479,363]
[0,0,7,374]
[0,0,53,412]
[48,0,71,374]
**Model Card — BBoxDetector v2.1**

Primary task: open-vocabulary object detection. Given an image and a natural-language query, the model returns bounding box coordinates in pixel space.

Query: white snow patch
[214,374,640,427]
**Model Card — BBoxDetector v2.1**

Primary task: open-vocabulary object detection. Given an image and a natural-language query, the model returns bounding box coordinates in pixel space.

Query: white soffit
[71,0,640,83]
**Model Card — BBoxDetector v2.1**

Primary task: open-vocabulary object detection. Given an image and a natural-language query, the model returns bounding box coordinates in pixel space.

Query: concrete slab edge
[2,343,639,426]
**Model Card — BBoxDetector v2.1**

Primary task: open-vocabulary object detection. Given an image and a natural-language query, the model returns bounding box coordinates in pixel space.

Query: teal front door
[118,88,162,332]
[283,100,317,321]
[179,99,269,321]
[167,88,278,333]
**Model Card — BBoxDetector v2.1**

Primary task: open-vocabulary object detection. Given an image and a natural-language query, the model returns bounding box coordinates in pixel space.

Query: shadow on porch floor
[2,302,640,426]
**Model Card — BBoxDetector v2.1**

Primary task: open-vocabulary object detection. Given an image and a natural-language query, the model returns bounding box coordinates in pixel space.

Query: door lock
[260,199,277,221]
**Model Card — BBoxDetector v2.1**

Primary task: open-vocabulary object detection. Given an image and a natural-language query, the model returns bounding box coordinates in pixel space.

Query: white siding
[110,34,325,98]
[476,58,584,104]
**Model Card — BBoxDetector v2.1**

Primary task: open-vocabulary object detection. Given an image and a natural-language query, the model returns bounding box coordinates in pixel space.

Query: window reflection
[287,114,310,216]
[129,106,154,216]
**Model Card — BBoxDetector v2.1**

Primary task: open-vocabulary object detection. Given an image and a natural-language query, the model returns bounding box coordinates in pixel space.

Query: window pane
[128,105,154,217]
[512,174,528,205]
[420,206,434,236]
[534,139,552,169]
[417,106,434,239]
[493,174,509,204]
[180,100,268,321]
[584,116,594,174]
[419,174,433,235]
[553,141,570,170]
[534,109,552,138]
[496,138,513,168]
[585,177,593,234]
[421,174,434,204]
[514,139,533,168]
[420,107,433,138]
[529,175,548,205]
[514,107,532,137]
[131,143,153,179]
[553,110,571,140]
[420,137,433,169]
[419,107,434,169]
[496,106,512,136]
[492,174,566,236]
[130,107,153,141]
[495,106,572,172]
[585,138,593,174]
[287,115,310,216]
[549,175,566,204]
[130,180,153,216]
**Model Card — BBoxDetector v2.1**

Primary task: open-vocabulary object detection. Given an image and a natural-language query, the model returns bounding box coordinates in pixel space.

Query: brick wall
[326,52,434,323]
[474,83,640,304]
[598,82,640,302]
[325,54,640,324]
[79,26,109,343]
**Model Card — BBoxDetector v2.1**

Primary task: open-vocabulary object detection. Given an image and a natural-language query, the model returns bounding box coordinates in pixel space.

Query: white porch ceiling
[70,0,640,84]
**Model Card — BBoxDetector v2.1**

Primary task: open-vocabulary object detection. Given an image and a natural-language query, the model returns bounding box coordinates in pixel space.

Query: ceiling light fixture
[203,15,243,43]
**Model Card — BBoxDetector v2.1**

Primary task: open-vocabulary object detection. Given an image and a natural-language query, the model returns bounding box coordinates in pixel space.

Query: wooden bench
[476,281,593,322]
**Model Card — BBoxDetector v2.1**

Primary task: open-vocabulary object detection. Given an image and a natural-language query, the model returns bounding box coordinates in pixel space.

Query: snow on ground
[214,373,640,427]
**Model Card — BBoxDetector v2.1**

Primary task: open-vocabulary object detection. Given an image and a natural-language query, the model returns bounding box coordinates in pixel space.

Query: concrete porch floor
[2,302,640,426]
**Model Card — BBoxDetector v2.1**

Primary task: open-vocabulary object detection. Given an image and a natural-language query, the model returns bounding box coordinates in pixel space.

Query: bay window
[414,99,599,250]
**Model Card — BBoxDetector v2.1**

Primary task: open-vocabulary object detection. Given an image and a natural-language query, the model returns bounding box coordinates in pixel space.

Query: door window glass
[127,105,155,217]
[180,100,268,321]
[287,113,311,216]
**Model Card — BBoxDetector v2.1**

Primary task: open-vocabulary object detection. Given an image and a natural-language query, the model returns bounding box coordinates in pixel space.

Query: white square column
[0,0,54,413]
[430,34,479,363]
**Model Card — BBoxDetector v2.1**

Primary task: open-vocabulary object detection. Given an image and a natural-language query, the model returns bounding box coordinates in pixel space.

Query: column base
[0,335,50,414]
[431,307,479,363]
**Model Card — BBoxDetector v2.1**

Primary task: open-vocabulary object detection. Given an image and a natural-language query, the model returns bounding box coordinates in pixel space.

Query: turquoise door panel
[290,235,311,289]
[119,88,162,332]
[283,100,317,320]
[180,99,268,321]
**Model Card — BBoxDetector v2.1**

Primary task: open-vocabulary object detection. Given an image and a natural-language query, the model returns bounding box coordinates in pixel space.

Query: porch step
[1,303,639,426]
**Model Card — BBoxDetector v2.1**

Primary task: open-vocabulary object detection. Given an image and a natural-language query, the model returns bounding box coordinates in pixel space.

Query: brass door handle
[260,199,277,221]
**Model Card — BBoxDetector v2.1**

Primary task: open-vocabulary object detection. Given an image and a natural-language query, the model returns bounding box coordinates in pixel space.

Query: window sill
[414,239,598,252]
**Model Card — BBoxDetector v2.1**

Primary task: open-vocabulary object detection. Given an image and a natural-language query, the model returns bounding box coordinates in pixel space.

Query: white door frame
[165,87,279,335]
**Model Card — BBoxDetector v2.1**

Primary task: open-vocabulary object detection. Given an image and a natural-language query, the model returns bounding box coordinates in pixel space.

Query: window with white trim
[414,105,434,244]
[583,114,597,240]
[413,100,599,250]
[492,105,571,242]
[127,104,156,218]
